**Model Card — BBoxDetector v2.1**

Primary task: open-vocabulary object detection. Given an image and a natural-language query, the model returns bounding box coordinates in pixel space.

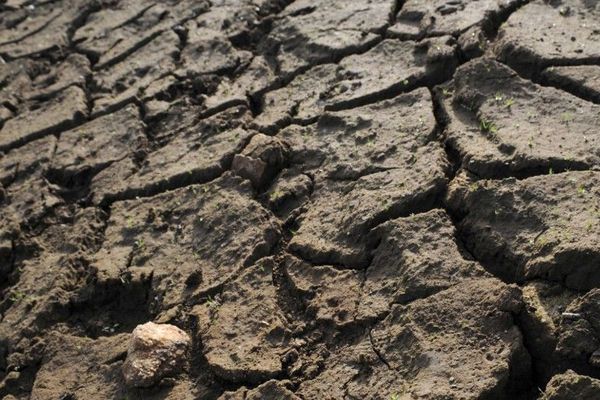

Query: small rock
[122,322,191,388]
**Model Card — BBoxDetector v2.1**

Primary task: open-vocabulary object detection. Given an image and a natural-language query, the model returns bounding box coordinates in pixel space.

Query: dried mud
[1,0,600,399]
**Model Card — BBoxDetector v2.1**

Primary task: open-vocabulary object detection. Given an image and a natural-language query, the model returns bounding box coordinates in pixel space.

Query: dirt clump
[541,370,600,400]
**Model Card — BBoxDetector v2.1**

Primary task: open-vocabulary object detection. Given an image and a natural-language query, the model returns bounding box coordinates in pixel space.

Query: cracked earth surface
[1,0,600,399]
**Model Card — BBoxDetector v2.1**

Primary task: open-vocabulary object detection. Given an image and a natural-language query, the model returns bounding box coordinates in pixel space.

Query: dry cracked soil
[0,0,600,399]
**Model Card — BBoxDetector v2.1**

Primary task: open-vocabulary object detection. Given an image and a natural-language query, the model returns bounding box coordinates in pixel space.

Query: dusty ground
[1,0,600,399]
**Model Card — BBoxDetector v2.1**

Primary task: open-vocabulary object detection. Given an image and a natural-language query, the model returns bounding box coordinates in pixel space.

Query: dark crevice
[247,92,262,118]
[537,69,600,105]
[250,35,389,121]
[512,314,565,398]
[430,69,599,183]
[481,0,532,42]
[97,163,221,207]
[93,30,164,71]
[495,57,600,105]
[324,70,456,114]
[389,0,405,25]
[91,3,210,71]
[368,329,391,369]
[285,248,360,272]
[66,3,102,49]
[0,12,60,48]
[499,52,600,81]
[97,130,257,207]
[86,3,158,46]
[0,109,87,153]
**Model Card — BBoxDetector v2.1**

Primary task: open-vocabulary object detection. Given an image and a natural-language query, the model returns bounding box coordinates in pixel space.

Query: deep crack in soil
[1,0,600,399]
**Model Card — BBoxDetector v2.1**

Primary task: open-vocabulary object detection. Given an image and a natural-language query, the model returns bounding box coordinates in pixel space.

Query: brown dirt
[1,0,600,399]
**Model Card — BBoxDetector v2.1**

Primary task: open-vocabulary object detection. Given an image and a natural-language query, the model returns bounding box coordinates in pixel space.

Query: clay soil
[1,0,600,399]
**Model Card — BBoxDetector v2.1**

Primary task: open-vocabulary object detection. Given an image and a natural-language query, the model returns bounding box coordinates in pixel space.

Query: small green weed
[134,238,145,250]
[269,190,284,203]
[480,118,498,134]
[9,290,26,302]
[560,112,574,124]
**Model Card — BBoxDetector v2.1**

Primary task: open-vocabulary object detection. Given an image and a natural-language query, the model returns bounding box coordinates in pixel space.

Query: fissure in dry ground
[1,0,600,399]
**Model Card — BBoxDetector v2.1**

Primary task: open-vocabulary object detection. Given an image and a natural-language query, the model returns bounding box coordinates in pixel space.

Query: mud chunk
[0,136,55,186]
[90,106,253,204]
[284,210,488,326]
[495,0,600,73]
[446,171,600,288]
[0,86,87,151]
[30,332,129,399]
[205,55,278,114]
[0,208,106,349]
[0,0,88,58]
[457,25,487,58]
[519,282,579,382]
[368,278,529,398]
[26,54,91,101]
[262,0,394,77]
[1,176,62,229]
[51,104,146,183]
[146,96,210,143]
[0,55,90,108]
[542,65,600,103]
[122,322,190,388]
[298,278,530,399]
[192,0,263,39]
[92,30,180,116]
[0,59,33,109]
[232,133,290,189]
[541,370,600,400]
[75,0,209,69]
[389,0,522,39]
[176,0,286,95]
[219,379,299,400]
[256,37,457,131]
[290,152,447,266]
[357,209,489,320]
[91,173,280,310]
[284,89,448,266]
[441,58,600,178]
[177,24,245,77]
[280,87,437,180]
[284,254,361,328]
[556,289,600,367]
[72,0,157,57]
[0,106,13,125]
[144,99,172,120]
[193,259,291,383]
[263,169,313,220]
